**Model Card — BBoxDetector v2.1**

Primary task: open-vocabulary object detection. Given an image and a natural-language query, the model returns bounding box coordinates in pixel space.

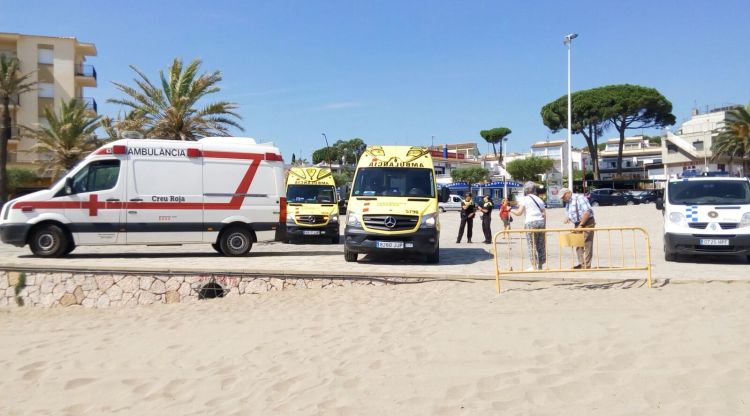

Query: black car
[586,188,640,206]
[627,189,661,204]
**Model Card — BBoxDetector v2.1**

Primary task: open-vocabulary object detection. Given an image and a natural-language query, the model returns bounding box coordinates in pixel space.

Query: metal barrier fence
[492,226,652,292]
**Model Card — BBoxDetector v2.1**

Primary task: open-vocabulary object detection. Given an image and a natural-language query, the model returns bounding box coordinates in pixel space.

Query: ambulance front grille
[363,214,419,231]
[296,215,326,225]
[687,222,739,230]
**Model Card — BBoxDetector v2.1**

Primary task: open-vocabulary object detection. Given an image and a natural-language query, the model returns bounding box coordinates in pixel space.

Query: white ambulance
[657,176,750,262]
[0,137,286,257]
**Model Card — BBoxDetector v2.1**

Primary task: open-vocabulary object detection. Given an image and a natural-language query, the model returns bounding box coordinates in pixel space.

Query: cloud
[313,101,363,111]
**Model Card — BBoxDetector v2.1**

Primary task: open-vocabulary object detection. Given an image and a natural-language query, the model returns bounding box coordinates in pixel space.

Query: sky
[2,0,749,161]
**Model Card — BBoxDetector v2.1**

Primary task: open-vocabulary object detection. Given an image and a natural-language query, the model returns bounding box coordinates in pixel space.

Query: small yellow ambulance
[284,167,340,243]
[344,146,440,263]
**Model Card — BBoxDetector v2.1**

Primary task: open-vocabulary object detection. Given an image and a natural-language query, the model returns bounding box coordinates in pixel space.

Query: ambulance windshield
[669,180,750,205]
[287,185,336,204]
[352,168,435,198]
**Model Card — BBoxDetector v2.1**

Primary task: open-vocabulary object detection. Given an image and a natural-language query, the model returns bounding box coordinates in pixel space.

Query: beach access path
[0,204,747,283]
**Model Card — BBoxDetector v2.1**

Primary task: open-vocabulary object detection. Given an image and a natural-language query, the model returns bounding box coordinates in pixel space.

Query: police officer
[456,193,475,243]
[480,195,494,244]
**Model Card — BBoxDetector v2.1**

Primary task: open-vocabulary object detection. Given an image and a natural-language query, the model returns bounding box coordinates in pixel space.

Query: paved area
[1,205,748,282]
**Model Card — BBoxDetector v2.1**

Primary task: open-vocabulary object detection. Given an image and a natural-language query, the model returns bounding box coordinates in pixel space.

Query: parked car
[627,189,661,204]
[439,194,463,212]
[586,188,640,206]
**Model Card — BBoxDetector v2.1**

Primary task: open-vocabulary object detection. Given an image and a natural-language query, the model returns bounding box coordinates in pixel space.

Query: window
[667,144,678,153]
[286,185,336,203]
[669,180,750,205]
[693,140,704,151]
[38,47,54,65]
[70,160,120,194]
[38,83,54,98]
[352,168,435,198]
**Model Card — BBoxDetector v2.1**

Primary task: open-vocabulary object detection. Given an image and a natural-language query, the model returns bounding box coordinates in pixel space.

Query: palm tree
[0,54,37,203]
[27,99,101,180]
[108,58,243,140]
[100,111,148,141]
[712,104,750,174]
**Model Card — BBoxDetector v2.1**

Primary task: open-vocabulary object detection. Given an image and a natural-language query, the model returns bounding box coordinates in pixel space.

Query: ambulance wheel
[219,227,253,256]
[344,249,358,262]
[211,243,223,255]
[331,234,340,244]
[29,224,68,258]
[426,244,440,264]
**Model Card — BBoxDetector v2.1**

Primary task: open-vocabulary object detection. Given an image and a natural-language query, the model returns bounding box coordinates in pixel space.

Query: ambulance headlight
[668,212,685,224]
[741,212,750,228]
[286,214,295,224]
[346,211,361,228]
[330,214,339,223]
[420,212,438,228]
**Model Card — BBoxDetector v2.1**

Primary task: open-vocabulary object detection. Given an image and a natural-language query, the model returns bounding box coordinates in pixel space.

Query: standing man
[480,195,494,244]
[560,187,596,269]
[456,193,476,243]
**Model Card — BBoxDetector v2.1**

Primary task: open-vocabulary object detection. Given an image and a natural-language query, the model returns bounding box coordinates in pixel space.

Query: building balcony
[77,97,97,114]
[75,64,97,87]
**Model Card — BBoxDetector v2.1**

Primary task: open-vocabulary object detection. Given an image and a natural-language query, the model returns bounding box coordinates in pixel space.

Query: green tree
[332,168,354,187]
[0,54,37,203]
[26,99,102,180]
[596,84,675,174]
[541,89,607,180]
[312,147,339,164]
[109,58,243,140]
[7,167,37,195]
[100,111,148,141]
[505,156,554,181]
[711,103,750,172]
[479,127,511,161]
[450,166,490,191]
[312,138,366,165]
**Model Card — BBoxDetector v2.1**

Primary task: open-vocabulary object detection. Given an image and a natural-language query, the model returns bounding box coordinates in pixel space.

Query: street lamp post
[502,137,509,199]
[321,133,332,171]
[564,32,578,190]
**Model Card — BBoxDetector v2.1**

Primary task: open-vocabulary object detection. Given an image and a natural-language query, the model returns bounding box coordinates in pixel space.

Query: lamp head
[563,33,578,44]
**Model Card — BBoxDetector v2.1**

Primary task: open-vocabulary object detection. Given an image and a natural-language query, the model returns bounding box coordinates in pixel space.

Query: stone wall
[0,271,417,309]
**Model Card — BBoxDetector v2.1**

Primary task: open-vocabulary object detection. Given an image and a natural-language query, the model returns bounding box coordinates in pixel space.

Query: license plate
[376,241,404,249]
[303,230,321,235]
[700,239,729,246]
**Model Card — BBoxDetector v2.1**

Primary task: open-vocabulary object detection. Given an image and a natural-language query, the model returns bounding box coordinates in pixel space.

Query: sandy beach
[1,279,749,415]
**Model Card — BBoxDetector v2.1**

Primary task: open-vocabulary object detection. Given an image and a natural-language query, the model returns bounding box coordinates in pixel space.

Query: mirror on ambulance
[64,177,74,195]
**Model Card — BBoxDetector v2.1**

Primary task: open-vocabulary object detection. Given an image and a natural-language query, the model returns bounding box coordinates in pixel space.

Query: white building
[662,106,745,177]
[598,136,662,180]
[530,139,569,174]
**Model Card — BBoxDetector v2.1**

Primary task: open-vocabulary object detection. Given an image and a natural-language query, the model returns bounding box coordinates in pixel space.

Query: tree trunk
[1,96,11,204]
[615,118,626,176]
[592,127,601,180]
[491,142,498,161]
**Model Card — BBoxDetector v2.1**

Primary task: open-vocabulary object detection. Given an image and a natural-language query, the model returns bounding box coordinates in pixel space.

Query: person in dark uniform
[480,195,494,244]
[456,193,476,243]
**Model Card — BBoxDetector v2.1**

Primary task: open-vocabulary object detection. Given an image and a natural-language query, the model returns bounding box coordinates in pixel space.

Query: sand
[1,279,749,415]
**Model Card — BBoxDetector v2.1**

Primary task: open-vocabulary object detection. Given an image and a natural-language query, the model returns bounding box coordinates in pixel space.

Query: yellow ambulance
[344,146,440,263]
[284,167,340,243]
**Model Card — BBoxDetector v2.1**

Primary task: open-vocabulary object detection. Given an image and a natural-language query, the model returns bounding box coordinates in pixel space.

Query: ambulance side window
[70,160,121,194]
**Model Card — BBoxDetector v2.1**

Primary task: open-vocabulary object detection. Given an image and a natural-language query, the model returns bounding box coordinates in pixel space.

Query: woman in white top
[510,181,547,270]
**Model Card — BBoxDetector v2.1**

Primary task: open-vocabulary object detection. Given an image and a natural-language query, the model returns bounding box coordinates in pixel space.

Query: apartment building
[661,106,744,177]
[530,139,570,173]
[0,32,97,173]
[598,136,662,180]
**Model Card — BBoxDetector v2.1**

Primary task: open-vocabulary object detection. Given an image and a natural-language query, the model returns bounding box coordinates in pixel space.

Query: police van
[284,167,339,243]
[657,176,750,262]
[344,146,440,263]
[0,137,286,257]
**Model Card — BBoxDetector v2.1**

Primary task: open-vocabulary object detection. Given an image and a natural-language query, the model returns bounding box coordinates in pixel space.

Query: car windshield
[352,167,435,198]
[286,185,336,203]
[668,180,750,205]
